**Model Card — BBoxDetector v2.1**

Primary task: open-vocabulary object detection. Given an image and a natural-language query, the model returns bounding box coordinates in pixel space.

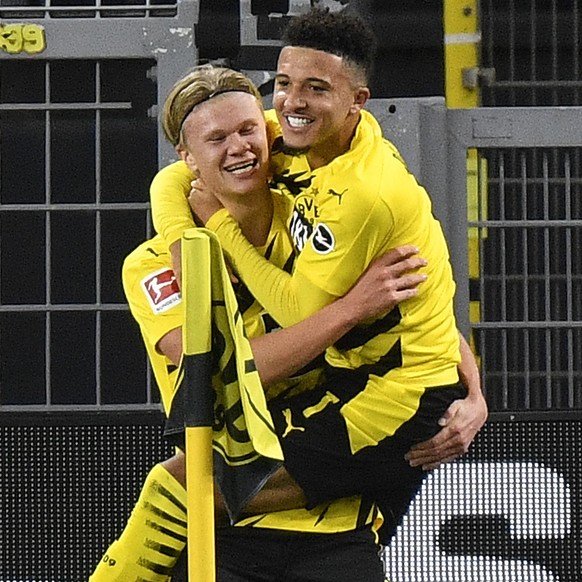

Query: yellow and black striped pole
[181,228,216,582]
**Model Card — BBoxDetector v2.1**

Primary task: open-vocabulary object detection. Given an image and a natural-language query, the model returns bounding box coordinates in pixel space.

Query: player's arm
[159,247,427,386]
[150,161,197,287]
[190,177,395,329]
[251,247,427,385]
[405,332,488,470]
[190,203,338,328]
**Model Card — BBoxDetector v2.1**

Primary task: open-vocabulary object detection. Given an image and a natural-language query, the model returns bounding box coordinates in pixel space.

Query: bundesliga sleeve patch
[311,223,335,254]
[141,268,181,314]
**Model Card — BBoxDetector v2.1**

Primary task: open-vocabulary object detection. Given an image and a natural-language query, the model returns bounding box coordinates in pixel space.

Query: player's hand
[188,177,224,224]
[405,392,488,470]
[343,245,428,322]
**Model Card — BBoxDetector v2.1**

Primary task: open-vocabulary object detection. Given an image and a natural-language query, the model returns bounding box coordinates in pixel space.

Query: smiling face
[273,46,370,169]
[179,92,270,201]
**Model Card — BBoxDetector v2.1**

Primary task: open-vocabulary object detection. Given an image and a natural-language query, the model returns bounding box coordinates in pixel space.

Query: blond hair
[162,65,263,147]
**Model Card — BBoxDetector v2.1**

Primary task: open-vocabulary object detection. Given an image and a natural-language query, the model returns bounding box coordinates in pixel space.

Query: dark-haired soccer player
[189,7,487,543]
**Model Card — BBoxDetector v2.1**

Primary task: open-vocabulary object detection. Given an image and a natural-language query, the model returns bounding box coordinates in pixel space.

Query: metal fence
[480,0,582,107]
[474,0,582,413]
[471,145,582,412]
[0,0,197,410]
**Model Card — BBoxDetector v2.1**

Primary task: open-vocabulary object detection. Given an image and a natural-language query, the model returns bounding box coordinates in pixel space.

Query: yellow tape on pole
[443,0,484,361]
[182,228,215,582]
[443,0,479,109]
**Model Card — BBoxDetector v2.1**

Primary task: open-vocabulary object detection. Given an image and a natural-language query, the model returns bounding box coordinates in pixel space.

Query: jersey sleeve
[206,209,336,328]
[150,161,196,247]
[121,246,183,352]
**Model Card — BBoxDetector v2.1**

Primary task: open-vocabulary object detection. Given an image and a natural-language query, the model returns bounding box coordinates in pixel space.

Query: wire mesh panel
[0,0,179,19]
[472,147,582,411]
[463,2,582,413]
[447,106,582,415]
[480,0,582,107]
[0,58,158,407]
[0,2,197,409]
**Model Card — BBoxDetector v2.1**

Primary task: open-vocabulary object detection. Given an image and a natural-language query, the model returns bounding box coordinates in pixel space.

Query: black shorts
[216,526,385,582]
[172,527,384,582]
[268,377,466,543]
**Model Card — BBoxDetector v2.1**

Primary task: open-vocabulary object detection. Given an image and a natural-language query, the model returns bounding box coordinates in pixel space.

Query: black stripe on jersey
[137,555,173,576]
[281,249,296,275]
[143,501,187,529]
[334,307,402,351]
[261,313,280,334]
[271,170,313,197]
[151,480,188,514]
[233,234,295,331]
[143,540,182,558]
[233,232,295,315]
[324,339,403,402]
[145,247,168,257]
[313,502,332,526]
[356,498,377,530]
[145,520,187,544]
[234,280,255,315]
[263,235,277,262]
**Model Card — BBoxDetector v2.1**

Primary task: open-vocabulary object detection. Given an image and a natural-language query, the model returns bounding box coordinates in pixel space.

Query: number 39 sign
[0,24,46,54]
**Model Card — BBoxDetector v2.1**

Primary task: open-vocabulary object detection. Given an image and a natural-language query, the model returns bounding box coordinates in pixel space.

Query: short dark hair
[282,7,377,83]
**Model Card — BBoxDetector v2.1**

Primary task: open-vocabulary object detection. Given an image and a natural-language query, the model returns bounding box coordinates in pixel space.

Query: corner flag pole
[182,229,215,582]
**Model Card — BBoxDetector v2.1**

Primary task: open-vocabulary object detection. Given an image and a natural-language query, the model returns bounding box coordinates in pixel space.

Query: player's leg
[89,453,187,582]
[89,451,309,581]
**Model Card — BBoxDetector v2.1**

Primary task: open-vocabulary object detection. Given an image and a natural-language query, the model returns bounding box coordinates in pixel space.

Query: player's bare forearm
[405,333,488,470]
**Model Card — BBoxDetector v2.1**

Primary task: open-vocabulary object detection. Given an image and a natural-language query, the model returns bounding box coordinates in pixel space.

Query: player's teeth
[287,116,312,128]
[228,162,254,173]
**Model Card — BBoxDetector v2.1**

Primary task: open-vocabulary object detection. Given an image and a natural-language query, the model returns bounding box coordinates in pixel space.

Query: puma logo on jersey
[328,188,347,204]
[281,409,305,437]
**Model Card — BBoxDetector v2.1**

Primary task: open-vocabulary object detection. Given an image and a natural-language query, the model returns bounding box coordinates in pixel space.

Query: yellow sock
[90,463,187,582]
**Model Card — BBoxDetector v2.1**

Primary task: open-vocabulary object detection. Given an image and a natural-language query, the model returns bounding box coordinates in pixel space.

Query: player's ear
[350,87,370,114]
[176,145,198,176]
[176,144,187,162]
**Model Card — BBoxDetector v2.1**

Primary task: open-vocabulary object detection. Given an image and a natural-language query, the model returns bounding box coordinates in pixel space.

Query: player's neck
[306,117,360,170]
[228,186,274,247]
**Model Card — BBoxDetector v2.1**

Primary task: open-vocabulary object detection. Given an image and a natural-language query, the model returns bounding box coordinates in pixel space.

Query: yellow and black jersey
[150,160,196,248]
